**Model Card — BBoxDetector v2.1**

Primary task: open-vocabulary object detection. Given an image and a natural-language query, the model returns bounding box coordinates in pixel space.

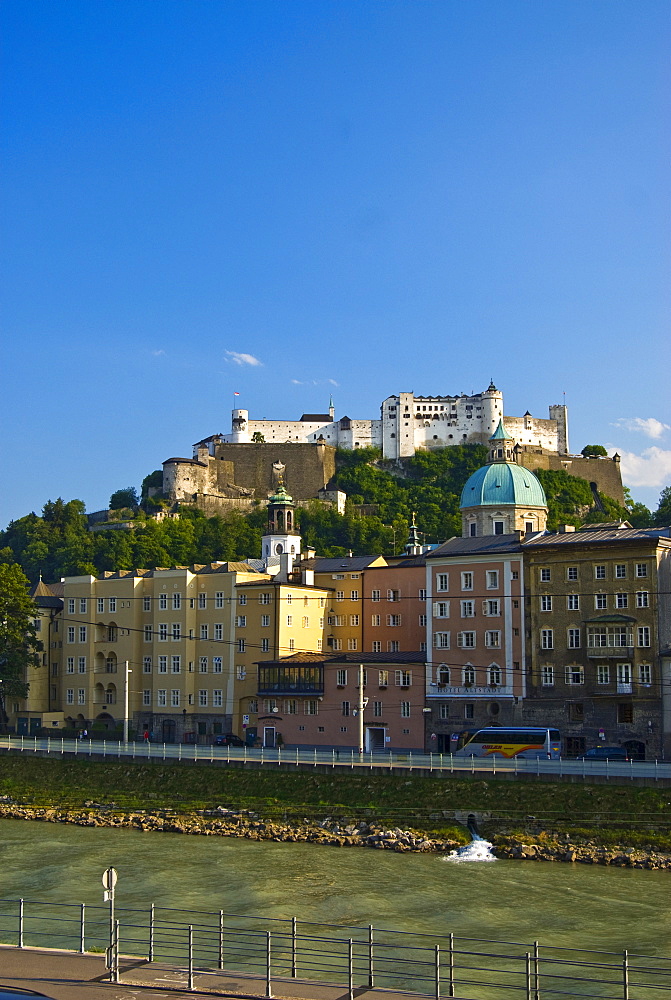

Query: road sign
[102,867,118,891]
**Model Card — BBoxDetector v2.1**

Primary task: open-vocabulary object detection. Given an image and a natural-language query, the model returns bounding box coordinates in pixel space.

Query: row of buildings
[17,422,671,758]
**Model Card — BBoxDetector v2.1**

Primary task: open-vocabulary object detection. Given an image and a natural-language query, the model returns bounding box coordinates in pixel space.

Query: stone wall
[518,452,624,504]
[210,442,336,500]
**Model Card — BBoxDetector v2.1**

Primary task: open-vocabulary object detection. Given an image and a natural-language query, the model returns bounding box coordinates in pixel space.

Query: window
[143,690,151,706]
[158,623,168,642]
[157,690,167,707]
[78,598,87,614]
[568,703,584,722]
[371,614,381,626]
[636,563,647,578]
[78,656,86,673]
[567,594,580,611]
[235,615,246,627]
[433,601,450,618]
[286,594,293,604]
[433,632,450,648]
[336,669,347,686]
[213,657,222,673]
[617,663,632,685]
[567,628,581,649]
[485,599,500,616]
[378,669,388,686]
[350,591,359,602]
[373,701,382,717]
[460,600,474,618]
[302,616,310,628]
[341,701,350,716]
[387,614,402,626]
[257,592,270,606]
[331,638,342,651]
[437,574,449,592]
[236,639,246,653]
[238,593,247,606]
[78,626,87,642]
[419,614,427,627]
[248,699,258,713]
[395,670,412,687]
[597,664,610,684]
[347,638,358,650]
[288,639,295,651]
[213,592,224,609]
[198,593,207,609]
[488,665,501,686]
[439,704,449,719]
[616,593,628,609]
[261,638,270,652]
[67,626,75,643]
[213,690,223,707]
[486,571,499,589]
[540,569,551,582]
[595,565,606,579]
[511,570,519,580]
[171,656,181,673]
[143,624,152,642]
[66,657,75,674]
[465,704,474,719]
[419,588,427,600]
[97,598,105,613]
[371,590,381,602]
[173,593,181,609]
[461,572,473,591]
[159,594,168,610]
[336,591,345,602]
[214,624,223,641]
[565,665,584,685]
[304,700,318,715]
[437,664,450,685]
[618,703,633,724]
[170,623,180,641]
[540,629,554,650]
[387,589,400,602]
[349,614,359,626]
[76,688,85,705]
[485,631,501,648]
[199,690,208,707]
[387,640,400,652]
[171,690,180,707]
[350,573,360,580]
[317,639,322,651]
[615,564,627,579]
[199,624,208,640]
[158,656,167,673]
[199,656,208,673]
[638,664,652,685]
[595,594,607,610]
[493,521,504,535]
[469,523,477,536]
[637,626,650,647]
[636,591,649,608]
[372,641,382,653]
[400,702,411,718]
[457,631,475,648]
[463,665,475,685]
[285,700,297,715]
[541,595,552,612]
[541,665,554,686]
[567,567,578,581]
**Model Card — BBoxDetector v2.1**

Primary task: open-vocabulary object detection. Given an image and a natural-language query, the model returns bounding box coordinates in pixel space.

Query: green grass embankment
[1,756,670,852]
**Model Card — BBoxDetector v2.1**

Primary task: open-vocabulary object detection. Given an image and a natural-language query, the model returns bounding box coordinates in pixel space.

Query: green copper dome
[460,463,547,509]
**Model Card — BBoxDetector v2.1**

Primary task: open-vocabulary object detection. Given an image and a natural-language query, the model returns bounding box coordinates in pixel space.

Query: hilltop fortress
[162,382,624,508]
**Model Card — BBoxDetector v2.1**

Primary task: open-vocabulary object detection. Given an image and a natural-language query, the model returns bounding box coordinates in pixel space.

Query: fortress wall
[519,452,624,504]
[212,442,336,500]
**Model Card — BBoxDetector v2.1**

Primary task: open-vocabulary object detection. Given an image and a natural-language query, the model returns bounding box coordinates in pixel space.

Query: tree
[109,487,139,510]
[581,445,608,458]
[0,564,41,728]
[251,431,265,443]
[653,486,671,527]
[141,470,164,499]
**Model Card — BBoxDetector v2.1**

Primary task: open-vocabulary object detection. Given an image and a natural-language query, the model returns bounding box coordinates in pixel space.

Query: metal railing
[0,896,669,998]
[0,734,668,780]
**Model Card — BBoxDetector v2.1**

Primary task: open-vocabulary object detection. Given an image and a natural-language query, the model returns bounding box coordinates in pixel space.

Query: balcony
[617,682,633,695]
[258,664,324,696]
[587,645,634,658]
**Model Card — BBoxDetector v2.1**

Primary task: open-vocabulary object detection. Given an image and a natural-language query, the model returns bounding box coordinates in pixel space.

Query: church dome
[460,463,547,509]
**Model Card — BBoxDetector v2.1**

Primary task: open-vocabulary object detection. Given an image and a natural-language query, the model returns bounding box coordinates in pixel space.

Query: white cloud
[225,351,262,367]
[612,417,670,440]
[151,349,166,356]
[608,446,671,489]
[291,377,340,387]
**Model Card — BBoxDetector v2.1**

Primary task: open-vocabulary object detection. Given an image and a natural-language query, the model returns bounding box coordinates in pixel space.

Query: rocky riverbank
[1,799,670,868]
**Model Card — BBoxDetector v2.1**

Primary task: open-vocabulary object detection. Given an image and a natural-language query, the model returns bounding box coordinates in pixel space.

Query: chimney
[558,524,576,533]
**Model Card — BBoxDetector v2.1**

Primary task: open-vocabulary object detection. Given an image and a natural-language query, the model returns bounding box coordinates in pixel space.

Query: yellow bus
[454,727,561,759]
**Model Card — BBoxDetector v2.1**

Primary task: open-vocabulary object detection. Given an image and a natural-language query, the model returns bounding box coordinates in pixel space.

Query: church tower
[459,419,548,537]
[261,474,302,564]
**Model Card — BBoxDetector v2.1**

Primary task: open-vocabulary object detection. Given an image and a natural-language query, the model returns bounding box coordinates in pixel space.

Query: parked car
[575,746,629,761]
[214,734,246,747]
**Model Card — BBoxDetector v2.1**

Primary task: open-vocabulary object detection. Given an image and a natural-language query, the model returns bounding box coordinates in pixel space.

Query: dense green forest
[0,447,667,584]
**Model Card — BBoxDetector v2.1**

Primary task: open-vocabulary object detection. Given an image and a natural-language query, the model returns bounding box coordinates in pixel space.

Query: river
[1,817,669,960]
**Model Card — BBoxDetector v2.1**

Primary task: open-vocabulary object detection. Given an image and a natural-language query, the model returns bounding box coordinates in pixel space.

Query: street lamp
[123,661,132,743]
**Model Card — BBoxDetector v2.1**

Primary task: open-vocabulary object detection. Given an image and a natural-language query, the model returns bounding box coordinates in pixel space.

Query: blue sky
[1,0,669,526]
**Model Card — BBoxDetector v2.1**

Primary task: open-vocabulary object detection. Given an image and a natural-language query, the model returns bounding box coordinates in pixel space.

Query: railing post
[18,898,24,948]
[448,932,454,997]
[368,923,374,987]
[526,952,532,1000]
[435,943,440,1000]
[348,938,354,1000]
[623,949,629,1000]
[188,925,194,990]
[219,909,224,969]
[292,916,297,977]
[266,931,272,998]
[80,902,86,953]
[149,903,154,961]
[534,940,540,1000]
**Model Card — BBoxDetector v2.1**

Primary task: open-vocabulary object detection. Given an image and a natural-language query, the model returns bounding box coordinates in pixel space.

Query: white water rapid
[445,834,498,862]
